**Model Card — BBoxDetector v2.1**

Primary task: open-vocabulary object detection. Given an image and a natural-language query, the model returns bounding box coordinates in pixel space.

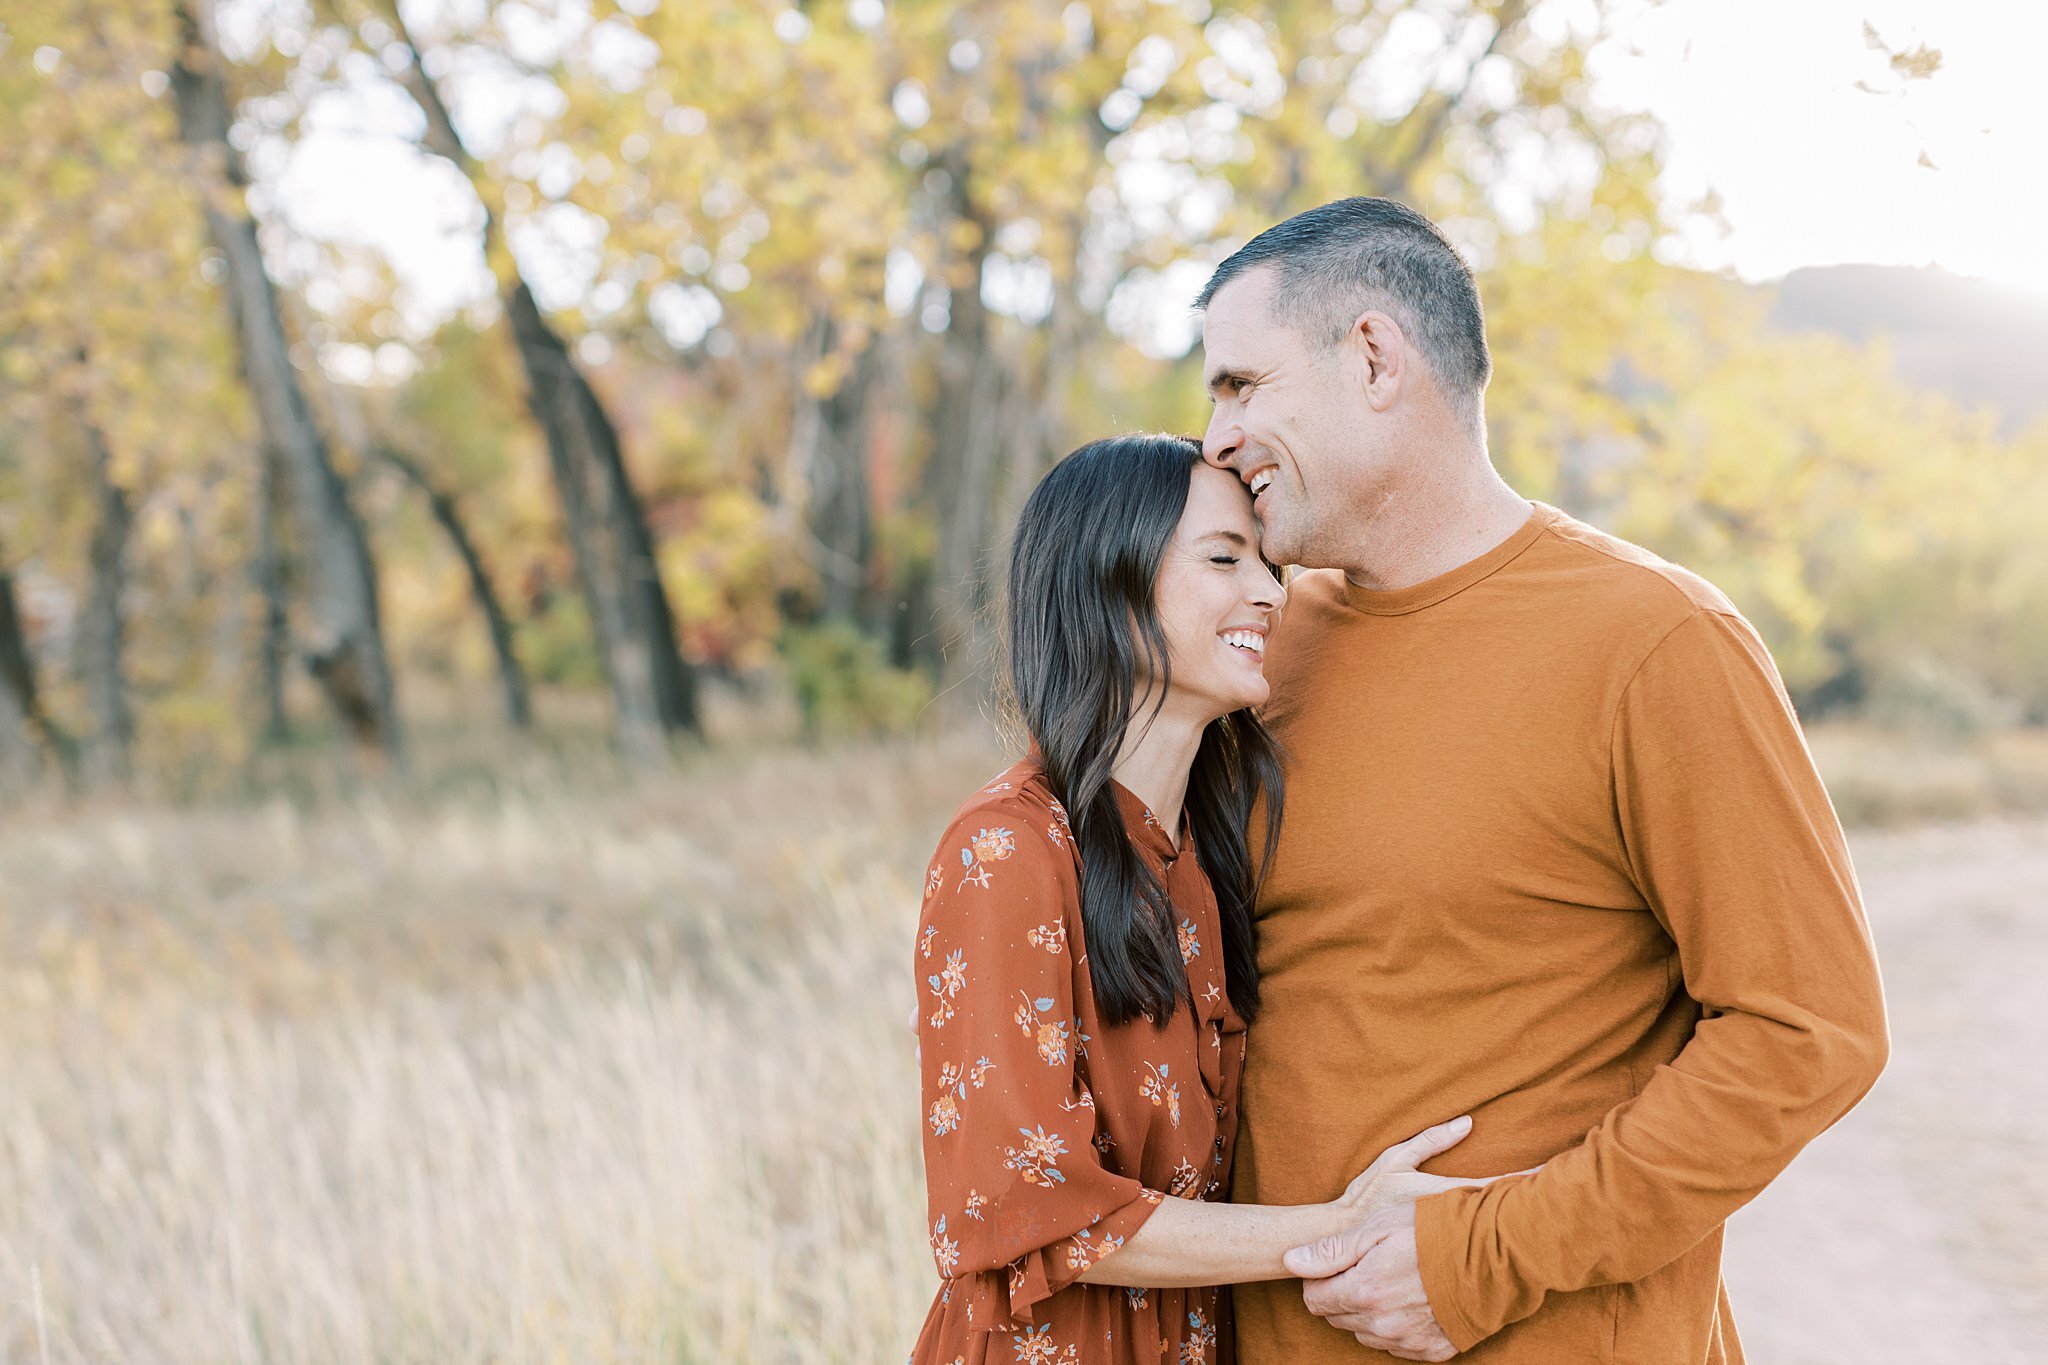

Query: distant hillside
[1765,264,2048,435]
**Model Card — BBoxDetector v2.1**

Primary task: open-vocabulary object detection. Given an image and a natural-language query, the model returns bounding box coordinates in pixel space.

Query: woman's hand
[1335,1116,1541,1220]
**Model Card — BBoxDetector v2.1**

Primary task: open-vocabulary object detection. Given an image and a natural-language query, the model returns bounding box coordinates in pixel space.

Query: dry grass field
[2,718,2044,1364]
[0,725,1000,1365]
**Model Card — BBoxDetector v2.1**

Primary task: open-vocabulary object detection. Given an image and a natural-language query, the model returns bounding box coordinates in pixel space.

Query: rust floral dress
[909,758,1247,1365]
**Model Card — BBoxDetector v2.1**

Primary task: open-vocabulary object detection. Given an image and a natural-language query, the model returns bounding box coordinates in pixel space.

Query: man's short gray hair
[1196,197,1492,417]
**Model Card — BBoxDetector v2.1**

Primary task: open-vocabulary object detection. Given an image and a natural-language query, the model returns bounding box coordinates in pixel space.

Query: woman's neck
[1112,703,1208,851]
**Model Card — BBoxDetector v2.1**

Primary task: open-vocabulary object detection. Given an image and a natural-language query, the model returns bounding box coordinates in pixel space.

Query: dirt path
[1723,819,2048,1364]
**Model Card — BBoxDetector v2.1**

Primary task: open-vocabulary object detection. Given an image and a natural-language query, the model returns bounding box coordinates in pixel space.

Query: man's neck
[1340,459,1532,593]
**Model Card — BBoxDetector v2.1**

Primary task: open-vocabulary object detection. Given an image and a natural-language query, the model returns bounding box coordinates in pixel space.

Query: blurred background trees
[3,0,2043,788]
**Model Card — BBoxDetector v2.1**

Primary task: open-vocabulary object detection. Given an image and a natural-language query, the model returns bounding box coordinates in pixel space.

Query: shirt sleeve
[915,799,1164,1328]
[1415,608,1891,1349]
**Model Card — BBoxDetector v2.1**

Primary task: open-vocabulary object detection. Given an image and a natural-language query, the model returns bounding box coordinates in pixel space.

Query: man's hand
[1286,1204,1457,1362]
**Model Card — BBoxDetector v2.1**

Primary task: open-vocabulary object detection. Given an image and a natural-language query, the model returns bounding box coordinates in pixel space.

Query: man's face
[1199,267,1357,568]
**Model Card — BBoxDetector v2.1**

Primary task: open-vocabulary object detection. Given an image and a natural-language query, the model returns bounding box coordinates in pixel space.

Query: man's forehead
[1203,266,1277,325]
[1200,265,1280,356]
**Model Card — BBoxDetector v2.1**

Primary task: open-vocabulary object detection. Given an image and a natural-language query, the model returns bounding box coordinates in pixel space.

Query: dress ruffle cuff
[971,1185,1167,1329]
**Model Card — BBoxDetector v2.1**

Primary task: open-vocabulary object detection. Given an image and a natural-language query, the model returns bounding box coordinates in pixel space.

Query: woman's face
[1145,462,1288,721]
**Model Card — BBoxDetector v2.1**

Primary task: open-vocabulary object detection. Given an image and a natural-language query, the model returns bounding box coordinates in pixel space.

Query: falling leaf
[1889,43,1942,80]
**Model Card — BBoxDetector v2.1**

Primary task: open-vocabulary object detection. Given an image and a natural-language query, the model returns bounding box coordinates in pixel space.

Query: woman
[909,435,1504,1364]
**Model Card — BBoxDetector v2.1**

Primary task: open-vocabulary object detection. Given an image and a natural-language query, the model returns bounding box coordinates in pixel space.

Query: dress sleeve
[915,800,1164,1327]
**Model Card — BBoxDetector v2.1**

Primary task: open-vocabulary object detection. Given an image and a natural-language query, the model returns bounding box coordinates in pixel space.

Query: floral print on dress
[957,825,1017,890]
[926,949,968,1029]
[1004,1125,1069,1186]
[930,1062,966,1137]
[1044,801,1073,851]
[1010,1323,1080,1365]
[932,1215,960,1277]
[1014,992,1072,1066]
[929,1063,998,1137]
[1064,1221,1127,1271]
[1139,1061,1182,1127]
[909,760,1246,1365]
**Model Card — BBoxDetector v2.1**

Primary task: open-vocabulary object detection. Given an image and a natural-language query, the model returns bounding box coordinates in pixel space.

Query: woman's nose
[1249,566,1286,610]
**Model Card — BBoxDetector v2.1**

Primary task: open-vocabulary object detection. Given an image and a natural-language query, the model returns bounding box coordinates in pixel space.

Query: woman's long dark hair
[1004,433,1284,1027]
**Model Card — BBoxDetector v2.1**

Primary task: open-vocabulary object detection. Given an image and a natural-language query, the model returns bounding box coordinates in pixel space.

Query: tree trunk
[812,356,878,622]
[0,566,74,789]
[374,444,533,729]
[0,569,41,787]
[251,443,292,744]
[377,6,700,753]
[784,320,879,623]
[79,415,134,785]
[1000,274,1087,526]
[1376,0,1534,200]
[503,282,697,749]
[913,160,1007,687]
[170,0,401,760]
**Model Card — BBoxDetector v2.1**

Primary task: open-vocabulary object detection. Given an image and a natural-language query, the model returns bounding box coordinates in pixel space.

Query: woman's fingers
[1350,1144,1544,1217]
[1401,1162,1547,1196]
[1378,1115,1472,1172]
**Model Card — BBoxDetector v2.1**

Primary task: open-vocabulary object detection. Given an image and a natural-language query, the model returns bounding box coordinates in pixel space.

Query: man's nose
[1202,407,1239,469]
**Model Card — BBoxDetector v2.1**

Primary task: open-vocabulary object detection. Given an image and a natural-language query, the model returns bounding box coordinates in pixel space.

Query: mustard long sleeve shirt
[1232,503,1889,1364]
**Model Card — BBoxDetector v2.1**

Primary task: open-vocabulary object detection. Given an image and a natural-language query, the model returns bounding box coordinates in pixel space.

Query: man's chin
[1257,527,1303,568]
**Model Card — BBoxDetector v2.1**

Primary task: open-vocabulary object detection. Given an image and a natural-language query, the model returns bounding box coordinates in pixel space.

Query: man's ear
[1350,310,1407,413]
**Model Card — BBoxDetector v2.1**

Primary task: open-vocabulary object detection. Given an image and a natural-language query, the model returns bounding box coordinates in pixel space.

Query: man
[1197,198,1889,1363]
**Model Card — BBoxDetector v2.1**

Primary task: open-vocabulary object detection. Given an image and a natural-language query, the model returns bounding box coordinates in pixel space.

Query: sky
[1595,0,2048,295]
[271,0,2048,368]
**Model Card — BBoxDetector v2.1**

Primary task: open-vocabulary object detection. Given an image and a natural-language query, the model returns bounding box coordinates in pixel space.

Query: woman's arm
[1078,1115,1537,1288]
[914,802,1171,1320]
[1074,1191,1357,1288]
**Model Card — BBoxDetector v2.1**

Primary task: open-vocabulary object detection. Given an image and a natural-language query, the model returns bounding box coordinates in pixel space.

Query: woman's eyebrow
[1196,530,1251,547]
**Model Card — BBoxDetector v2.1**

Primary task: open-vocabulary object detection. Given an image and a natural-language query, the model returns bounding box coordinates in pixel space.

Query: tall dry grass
[0,728,1005,1364]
